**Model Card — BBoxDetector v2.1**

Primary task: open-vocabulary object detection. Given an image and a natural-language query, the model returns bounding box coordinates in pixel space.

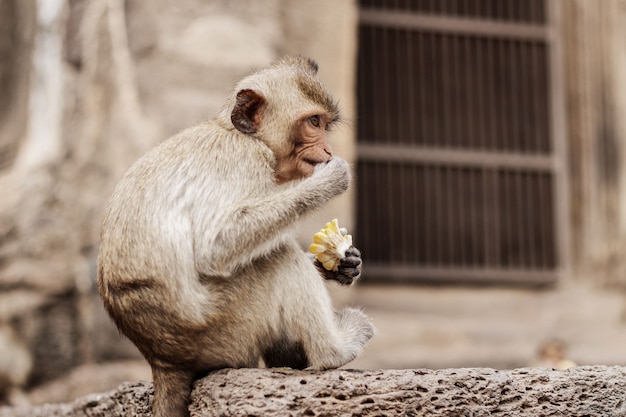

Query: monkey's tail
[151,365,195,417]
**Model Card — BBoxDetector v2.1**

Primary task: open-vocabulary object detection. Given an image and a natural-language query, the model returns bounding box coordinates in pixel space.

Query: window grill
[356,0,567,285]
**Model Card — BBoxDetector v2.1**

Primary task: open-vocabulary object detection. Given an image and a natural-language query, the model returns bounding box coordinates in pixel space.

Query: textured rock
[1,366,626,416]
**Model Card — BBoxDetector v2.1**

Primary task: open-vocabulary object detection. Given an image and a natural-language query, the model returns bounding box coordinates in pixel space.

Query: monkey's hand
[316,247,362,286]
[305,157,351,202]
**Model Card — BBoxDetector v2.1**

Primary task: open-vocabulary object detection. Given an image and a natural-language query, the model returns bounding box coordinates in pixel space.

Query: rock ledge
[1,366,625,416]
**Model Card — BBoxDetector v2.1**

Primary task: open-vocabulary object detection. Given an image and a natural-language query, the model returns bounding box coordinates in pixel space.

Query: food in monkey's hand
[309,218,353,271]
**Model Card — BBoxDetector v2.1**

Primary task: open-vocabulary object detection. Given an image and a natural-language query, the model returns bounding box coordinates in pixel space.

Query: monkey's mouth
[302,156,331,167]
[302,158,323,167]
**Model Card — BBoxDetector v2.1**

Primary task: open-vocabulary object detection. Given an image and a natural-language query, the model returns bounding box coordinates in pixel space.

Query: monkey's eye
[308,115,321,128]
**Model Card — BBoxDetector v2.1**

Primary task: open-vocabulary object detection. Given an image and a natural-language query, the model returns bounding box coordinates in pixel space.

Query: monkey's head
[228,56,341,184]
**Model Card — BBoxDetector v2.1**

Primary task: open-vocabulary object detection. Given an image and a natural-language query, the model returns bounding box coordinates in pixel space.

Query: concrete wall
[562,0,626,282]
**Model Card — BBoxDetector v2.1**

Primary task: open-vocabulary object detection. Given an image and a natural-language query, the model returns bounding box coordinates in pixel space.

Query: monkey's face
[229,56,341,184]
[274,113,334,184]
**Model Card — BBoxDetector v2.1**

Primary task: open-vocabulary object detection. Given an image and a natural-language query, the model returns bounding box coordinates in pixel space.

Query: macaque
[97,56,374,417]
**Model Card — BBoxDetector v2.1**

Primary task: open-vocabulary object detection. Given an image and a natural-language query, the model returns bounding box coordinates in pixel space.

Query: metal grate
[356,0,567,285]
[359,0,546,24]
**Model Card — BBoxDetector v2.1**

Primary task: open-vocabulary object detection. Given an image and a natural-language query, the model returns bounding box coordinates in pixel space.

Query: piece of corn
[309,218,353,271]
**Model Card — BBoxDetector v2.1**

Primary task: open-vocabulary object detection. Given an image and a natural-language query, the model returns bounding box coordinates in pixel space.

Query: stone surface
[2,366,626,416]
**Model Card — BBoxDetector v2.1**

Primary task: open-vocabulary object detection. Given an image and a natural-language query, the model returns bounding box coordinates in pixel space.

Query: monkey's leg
[282,262,374,369]
[262,339,309,370]
[300,306,374,370]
[151,365,195,417]
[335,307,375,353]
[262,305,359,371]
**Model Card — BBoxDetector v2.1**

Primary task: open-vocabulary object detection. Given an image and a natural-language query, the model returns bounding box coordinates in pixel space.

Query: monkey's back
[97,121,281,349]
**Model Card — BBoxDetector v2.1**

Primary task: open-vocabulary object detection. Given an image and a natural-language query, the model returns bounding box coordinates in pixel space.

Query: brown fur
[97,56,374,417]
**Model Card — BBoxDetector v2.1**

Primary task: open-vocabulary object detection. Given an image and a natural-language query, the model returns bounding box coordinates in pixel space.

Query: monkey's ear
[231,89,266,134]
[304,57,319,74]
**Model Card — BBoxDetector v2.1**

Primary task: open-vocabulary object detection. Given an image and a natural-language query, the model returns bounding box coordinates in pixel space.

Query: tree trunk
[1,366,625,416]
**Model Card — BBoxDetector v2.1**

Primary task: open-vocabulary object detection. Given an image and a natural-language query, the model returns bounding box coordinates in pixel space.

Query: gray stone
[2,366,626,416]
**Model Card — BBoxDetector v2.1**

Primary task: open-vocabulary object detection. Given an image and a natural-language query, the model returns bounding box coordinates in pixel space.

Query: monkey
[97,56,374,417]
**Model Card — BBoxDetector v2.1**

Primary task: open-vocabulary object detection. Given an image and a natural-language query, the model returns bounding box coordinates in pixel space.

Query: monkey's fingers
[335,273,356,286]
[315,259,338,281]
[341,247,362,274]
[337,253,362,285]
[340,256,361,270]
[336,265,361,285]
[315,259,357,285]
[344,246,361,258]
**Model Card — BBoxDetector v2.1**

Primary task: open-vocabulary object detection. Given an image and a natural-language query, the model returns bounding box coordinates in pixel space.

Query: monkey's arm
[312,247,362,286]
[195,158,351,277]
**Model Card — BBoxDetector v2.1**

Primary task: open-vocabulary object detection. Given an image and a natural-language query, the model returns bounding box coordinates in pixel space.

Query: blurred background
[1,0,626,407]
